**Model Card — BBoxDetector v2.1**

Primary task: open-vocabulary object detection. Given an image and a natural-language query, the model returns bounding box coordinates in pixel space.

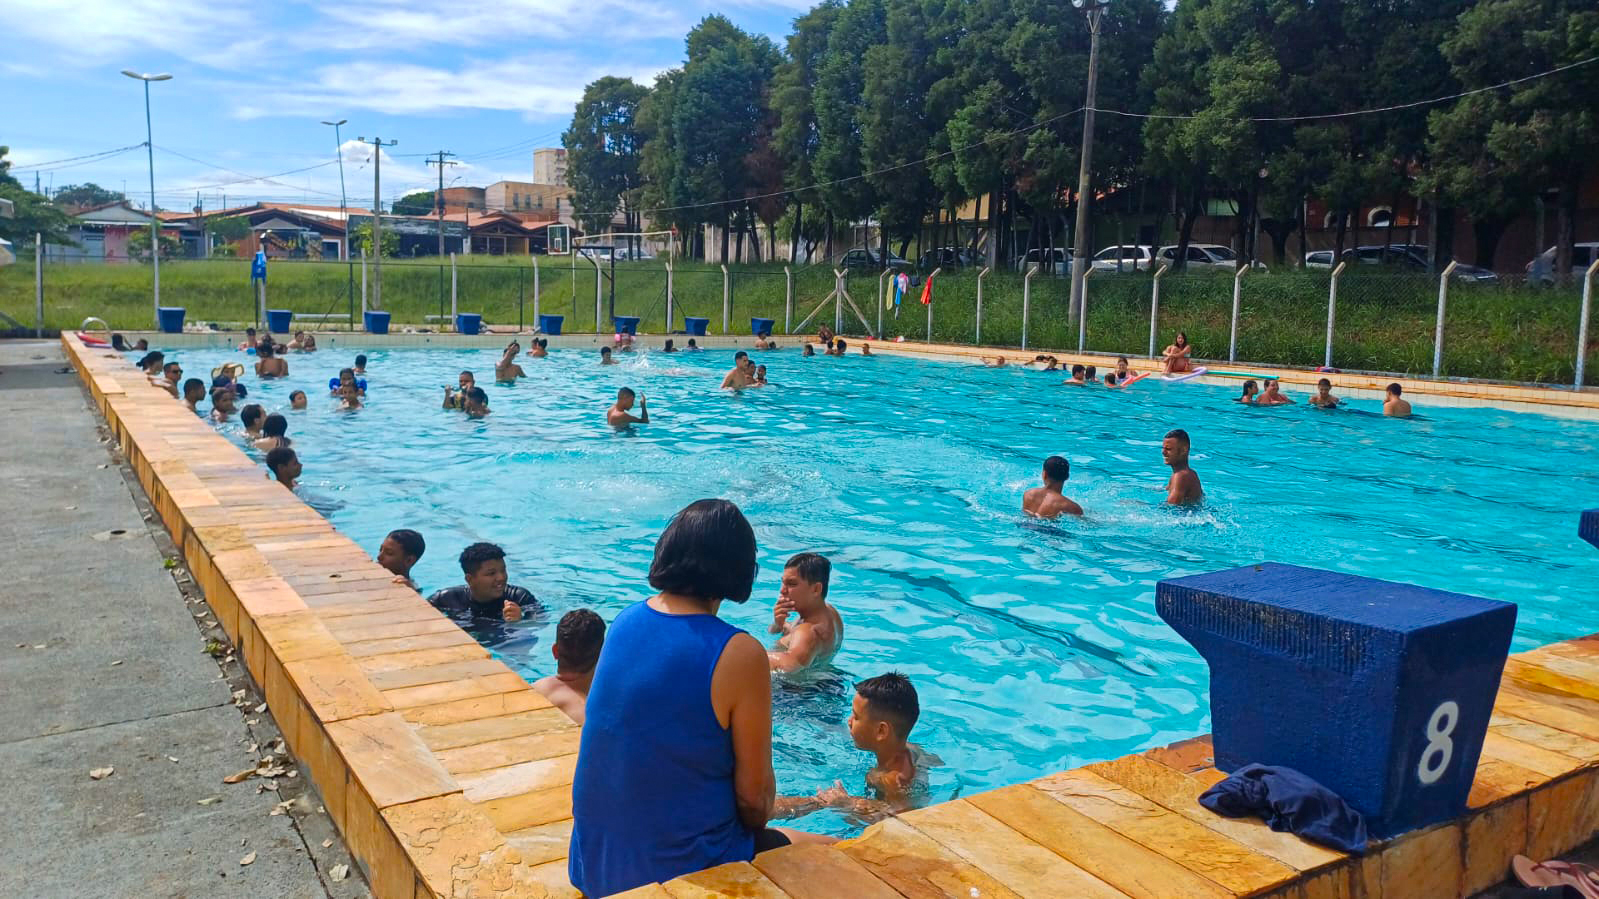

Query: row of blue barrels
[155,308,776,338]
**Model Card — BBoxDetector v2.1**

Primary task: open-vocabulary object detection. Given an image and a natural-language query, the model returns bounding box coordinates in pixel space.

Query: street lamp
[1068,0,1109,326]
[123,69,172,326]
[321,120,348,259]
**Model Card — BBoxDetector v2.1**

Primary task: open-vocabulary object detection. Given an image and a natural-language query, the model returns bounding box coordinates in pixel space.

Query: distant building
[438,186,486,215]
[484,181,574,225]
[533,148,569,188]
[47,200,187,262]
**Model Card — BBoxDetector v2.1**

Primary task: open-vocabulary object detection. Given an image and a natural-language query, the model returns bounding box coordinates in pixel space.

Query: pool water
[166,343,1599,835]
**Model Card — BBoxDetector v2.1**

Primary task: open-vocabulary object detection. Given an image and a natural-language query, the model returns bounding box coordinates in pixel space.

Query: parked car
[1348,245,1498,282]
[1090,244,1158,272]
[1525,243,1599,285]
[1304,250,1336,269]
[1014,247,1073,274]
[918,246,982,269]
[611,247,655,261]
[1157,243,1240,270]
[577,246,614,263]
[839,247,909,269]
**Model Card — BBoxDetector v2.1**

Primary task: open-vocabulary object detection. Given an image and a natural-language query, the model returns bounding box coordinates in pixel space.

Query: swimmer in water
[607,387,649,427]
[982,356,1007,368]
[289,390,308,410]
[600,346,618,365]
[238,328,257,351]
[1384,382,1412,417]
[255,414,291,451]
[463,386,489,418]
[255,341,288,378]
[663,339,677,354]
[528,338,549,358]
[835,339,848,355]
[1258,380,1293,405]
[861,343,873,356]
[266,447,301,489]
[1104,372,1119,387]
[1237,380,1259,404]
[1162,428,1204,506]
[1084,364,1098,384]
[353,354,368,376]
[803,343,815,357]
[753,364,768,386]
[155,360,182,397]
[1309,378,1340,408]
[240,404,265,440]
[377,528,425,592]
[1022,455,1084,519]
[210,387,237,421]
[337,381,362,409]
[1063,364,1087,386]
[331,367,365,397]
[779,673,935,823]
[533,609,606,724]
[1116,356,1131,381]
[496,342,527,381]
[721,351,754,389]
[1031,355,1059,371]
[182,378,206,413]
[443,370,475,409]
[766,552,844,674]
[686,339,701,352]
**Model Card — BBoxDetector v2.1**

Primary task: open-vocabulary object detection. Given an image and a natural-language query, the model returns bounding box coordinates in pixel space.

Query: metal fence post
[532,254,541,324]
[1433,261,1458,377]
[34,231,42,337]
[450,252,458,323]
[926,267,941,343]
[360,250,367,312]
[1228,264,1250,362]
[664,260,673,331]
[1149,264,1167,358]
[1023,264,1038,349]
[1579,259,1599,388]
[784,265,793,334]
[518,266,525,332]
[976,266,990,345]
[720,264,730,333]
[878,269,890,338]
[1079,266,1095,352]
[1325,260,1346,369]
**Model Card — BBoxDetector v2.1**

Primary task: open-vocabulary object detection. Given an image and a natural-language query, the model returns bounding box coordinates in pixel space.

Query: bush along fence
[5,254,1596,386]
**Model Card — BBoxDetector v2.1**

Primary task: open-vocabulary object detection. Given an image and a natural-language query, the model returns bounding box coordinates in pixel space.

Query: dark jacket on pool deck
[1199,763,1369,853]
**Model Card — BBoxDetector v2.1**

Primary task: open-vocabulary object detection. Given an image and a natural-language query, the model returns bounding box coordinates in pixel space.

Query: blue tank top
[569,601,755,896]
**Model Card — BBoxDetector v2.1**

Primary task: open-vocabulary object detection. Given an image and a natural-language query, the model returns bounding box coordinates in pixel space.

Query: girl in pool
[1162,332,1193,373]
[329,368,366,397]
[1236,380,1258,404]
[568,500,831,896]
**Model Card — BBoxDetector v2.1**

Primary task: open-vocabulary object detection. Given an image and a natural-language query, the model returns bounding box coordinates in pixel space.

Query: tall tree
[391,191,436,217]
[564,76,649,238]
[51,182,124,210]
[772,2,842,262]
[0,146,75,246]
[813,0,887,260]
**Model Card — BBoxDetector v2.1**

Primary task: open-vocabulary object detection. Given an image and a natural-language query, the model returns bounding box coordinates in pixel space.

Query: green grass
[3,256,1591,385]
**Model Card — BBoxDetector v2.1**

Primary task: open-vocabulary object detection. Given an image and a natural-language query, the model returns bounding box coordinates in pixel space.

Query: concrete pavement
[0,340,367,898]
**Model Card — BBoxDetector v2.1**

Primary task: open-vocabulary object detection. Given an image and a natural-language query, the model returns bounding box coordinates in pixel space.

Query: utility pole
[1068,0,1109,325]
[358,136,397,308]
[426,151,457,258]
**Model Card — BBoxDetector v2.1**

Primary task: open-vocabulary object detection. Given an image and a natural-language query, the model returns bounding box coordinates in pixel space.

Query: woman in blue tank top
[569,499,828,896]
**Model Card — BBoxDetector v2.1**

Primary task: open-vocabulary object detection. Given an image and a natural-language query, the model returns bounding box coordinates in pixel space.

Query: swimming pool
[165,343,1599,835]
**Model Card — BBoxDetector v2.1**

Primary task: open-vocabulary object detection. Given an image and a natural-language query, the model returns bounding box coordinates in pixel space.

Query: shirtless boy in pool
[767,552,843,674]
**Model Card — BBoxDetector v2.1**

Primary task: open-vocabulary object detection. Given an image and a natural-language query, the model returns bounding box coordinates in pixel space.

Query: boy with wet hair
[776,673,934,822]
[378,529,426,591]
[427,542,535,622]
[182,378,207,413]
[266,447,301,488]
[1309,378,1340,408]
[1064,364,1087,386]
[534,609,607,724]
[767,552,843,673]
[607,387,649,427]
[240,404,266,438]
[463,386,489,418]
[1023,455,1084,519]
[288,390,308,410]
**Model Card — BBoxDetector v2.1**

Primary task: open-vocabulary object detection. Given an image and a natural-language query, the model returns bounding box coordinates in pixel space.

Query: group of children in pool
[368,528,926,822]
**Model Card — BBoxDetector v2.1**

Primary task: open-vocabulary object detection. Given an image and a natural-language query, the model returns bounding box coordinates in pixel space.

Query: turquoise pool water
[165,343,1599,835]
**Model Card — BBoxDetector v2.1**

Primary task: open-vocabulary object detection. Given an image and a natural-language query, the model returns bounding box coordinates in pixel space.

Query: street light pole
[1068,0,1108,325]
[321,120,348,259]
[123,69,172,326]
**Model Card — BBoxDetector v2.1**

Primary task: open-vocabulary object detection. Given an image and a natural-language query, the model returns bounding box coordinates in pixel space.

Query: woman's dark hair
[262,413,288,438]
[111,334,130,350]
[137,351,163,370]
[1176,331,1188,346]
[1241,380,1258,396]
[648,499,758,603]
[257,339,274,357]
[240,404,265,429]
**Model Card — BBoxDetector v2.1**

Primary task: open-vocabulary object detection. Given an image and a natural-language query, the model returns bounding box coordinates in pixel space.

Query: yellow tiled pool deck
[63,332,1599,898]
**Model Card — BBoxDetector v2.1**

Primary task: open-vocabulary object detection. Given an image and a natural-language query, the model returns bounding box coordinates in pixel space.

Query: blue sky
[3,0,803,212]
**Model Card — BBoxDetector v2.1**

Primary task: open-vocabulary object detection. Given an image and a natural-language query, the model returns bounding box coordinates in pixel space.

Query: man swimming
[496,342,526,381]
[443,370,475,409]
[1309,378,1340,408]
[182,378,206,413]
[1384,383,1412,417]
[721,351,754,388]
[1162,429,1204,506]
[599,346,618,365]
[606,387,649,427]
[860,343,873,356]
[662,339,677,353]
[767,552,844,673]
[1063,364,1087,386]
[1022,455,1084,518]
[238,328,257,351]
[240,404,266,440]
[155,361,182,397]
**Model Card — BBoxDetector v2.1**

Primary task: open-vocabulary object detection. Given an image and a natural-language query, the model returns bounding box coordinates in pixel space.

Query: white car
[1014,247,1072,274]
[1304,250,1336,269]
[1157,243,1240,270]
[1526,243,1599,284]
[1090,245,1157,272]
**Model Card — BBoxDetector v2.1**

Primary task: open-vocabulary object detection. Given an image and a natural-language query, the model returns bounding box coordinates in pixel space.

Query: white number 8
[1417,701,1460,785]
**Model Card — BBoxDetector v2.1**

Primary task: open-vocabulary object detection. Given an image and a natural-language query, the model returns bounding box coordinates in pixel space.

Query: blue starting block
[1158,563,1516,839]
[1582,509,1599,550]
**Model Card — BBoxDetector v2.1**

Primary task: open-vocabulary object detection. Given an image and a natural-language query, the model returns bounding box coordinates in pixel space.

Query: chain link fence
[4,254,1594,385]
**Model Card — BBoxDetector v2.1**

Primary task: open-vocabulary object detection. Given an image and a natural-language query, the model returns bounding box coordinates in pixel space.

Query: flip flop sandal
[1516,857,1599,899]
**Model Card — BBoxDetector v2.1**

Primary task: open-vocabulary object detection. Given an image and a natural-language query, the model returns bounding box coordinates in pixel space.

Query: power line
[151,145,342,198]
[9,143,146,171]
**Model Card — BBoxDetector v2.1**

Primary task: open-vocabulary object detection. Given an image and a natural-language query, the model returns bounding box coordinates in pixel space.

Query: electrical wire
[9,143,146,171]
[152,145,343,198]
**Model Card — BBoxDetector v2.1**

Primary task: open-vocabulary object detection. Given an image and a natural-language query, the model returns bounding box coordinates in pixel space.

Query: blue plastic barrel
[1157,562,1515,838]
[455,313,482,335]
[684,317,710,336]
[265,309,293,334]
[538,314,564,336]
[1582,509,1599,549]
[750,317,775,337]
[363,310,391,334]
[156,306,186,334]
[614,316,640,335]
